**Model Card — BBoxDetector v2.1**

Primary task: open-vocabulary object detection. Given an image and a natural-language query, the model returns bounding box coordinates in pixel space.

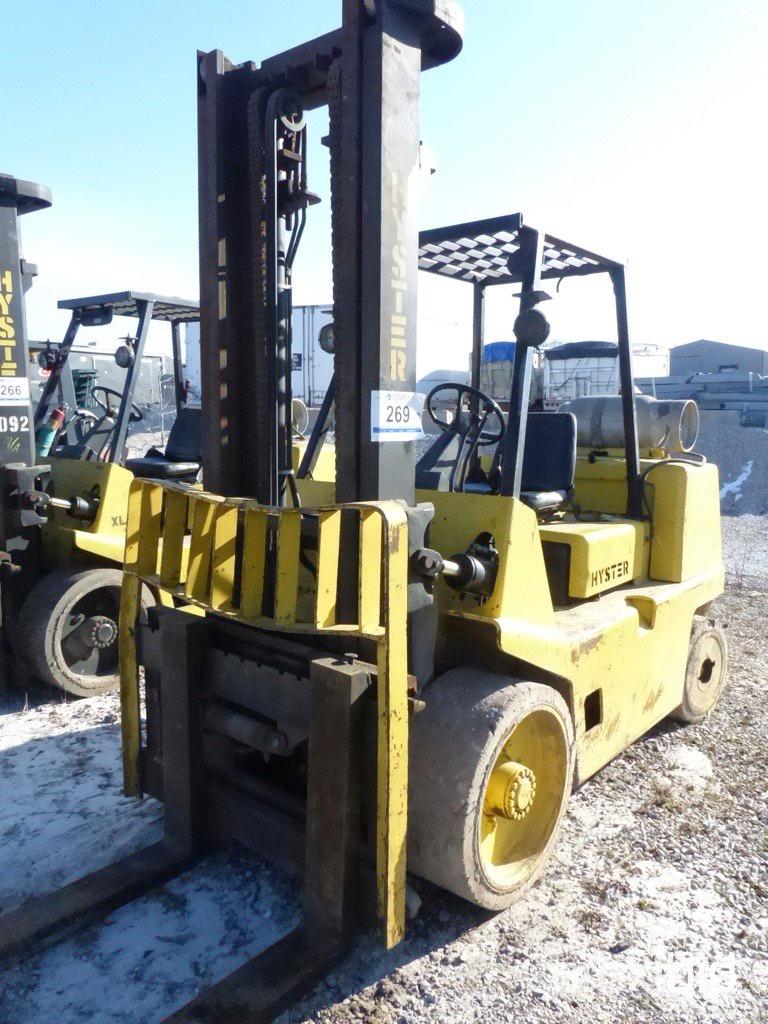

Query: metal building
[670,339,768,376]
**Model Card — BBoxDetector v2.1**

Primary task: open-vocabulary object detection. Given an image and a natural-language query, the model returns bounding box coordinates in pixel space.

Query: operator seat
[515,411,577,512]
[416,411,577,513]
[124,406,202,482]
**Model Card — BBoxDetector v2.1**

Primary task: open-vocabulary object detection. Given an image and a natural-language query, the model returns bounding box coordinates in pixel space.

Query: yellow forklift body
[292,464,723,783]
[573,455,722,582]
[646,461,722,583]
[425,478,723,783]
[41,456,135,564]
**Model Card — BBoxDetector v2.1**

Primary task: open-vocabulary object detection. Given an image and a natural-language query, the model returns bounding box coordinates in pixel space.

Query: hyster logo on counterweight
[591,560,630,589]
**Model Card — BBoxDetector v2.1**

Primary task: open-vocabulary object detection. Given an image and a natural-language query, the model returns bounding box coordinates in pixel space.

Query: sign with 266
[0,378,30,405]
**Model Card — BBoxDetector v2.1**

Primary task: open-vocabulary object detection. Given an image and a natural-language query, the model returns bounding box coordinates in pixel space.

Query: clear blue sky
[5,0,767,372]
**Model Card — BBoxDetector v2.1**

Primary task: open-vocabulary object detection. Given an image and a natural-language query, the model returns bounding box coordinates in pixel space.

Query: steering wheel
[424,383,506,494]
[91,386,143,423]
[426,383,505,445]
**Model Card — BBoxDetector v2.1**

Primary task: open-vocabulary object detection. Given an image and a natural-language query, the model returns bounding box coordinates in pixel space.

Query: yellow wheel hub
[485,761,537,820]
[479,706,569,891]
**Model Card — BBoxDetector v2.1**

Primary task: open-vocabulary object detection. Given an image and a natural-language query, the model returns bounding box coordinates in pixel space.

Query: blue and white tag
[371,390,425,443]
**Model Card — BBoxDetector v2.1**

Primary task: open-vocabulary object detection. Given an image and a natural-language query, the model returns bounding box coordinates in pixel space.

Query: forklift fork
[163,647,372,1024]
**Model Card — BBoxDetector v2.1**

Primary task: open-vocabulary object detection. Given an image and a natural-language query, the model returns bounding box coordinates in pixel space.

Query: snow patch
[0,694,163,911]
[1,850,300,1024]
[0,693,301,1024]
[662,744,714,788]
[720,460,753,500]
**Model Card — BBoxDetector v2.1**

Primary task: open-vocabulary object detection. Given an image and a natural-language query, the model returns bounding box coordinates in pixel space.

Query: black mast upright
[196,2,463,504]
[0,174,51,468]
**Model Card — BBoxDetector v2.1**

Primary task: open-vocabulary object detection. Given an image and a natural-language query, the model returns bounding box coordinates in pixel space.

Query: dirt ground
[0,523,766,1023]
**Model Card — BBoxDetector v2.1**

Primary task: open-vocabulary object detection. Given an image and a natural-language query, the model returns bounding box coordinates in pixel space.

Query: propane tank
[35,404,67,458]
[560,394,699,453]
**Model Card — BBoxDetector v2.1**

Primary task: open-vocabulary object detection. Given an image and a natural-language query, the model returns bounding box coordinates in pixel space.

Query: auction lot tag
[0,378,30,405]
[371,390,425,443]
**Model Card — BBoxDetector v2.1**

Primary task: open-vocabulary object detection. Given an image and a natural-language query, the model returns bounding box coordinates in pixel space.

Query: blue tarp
[482,341,516,363]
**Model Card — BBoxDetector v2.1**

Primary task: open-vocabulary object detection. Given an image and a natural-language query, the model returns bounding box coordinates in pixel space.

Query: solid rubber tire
[670,615,728,724]
[408,670,575,911]
[16,567,152,697]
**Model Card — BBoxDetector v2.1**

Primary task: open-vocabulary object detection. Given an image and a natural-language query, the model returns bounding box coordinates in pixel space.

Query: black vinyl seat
[518,412,577,512]
[125,406,202,481]
[416,411,577,513]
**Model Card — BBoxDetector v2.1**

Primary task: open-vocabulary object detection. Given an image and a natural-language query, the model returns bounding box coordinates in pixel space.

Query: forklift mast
[0,174,51,472]
[0,174,52,632]
[197,0,463,506]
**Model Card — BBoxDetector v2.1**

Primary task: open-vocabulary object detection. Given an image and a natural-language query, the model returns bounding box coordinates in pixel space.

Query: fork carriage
[120,480,411,952]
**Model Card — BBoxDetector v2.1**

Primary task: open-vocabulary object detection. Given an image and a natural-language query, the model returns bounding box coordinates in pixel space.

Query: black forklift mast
[197,0,463,507]
[0,173,52,649]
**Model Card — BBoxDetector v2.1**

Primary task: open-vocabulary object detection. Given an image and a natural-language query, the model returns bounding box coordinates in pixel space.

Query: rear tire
[16,567,153,698]
[670,616,728,724]
[408,670,575,910]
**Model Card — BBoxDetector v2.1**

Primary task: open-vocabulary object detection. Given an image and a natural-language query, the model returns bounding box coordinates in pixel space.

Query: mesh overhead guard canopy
[418,214,622,287]
[57,291,199,323]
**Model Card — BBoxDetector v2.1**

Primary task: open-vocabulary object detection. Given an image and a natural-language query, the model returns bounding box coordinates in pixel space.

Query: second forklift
[16,291,201,695]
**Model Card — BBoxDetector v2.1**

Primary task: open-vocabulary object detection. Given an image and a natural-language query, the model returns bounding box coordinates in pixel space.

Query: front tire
[16,567,152,697]
[408,671,575,910]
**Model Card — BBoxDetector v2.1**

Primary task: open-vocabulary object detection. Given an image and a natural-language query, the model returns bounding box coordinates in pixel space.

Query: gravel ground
[721,514,768,590]
[281,584,767,1024]
[0,521,765,1024]
[697,412,768,517]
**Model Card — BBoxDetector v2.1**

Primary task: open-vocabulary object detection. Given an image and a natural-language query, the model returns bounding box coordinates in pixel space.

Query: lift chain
[327,57,344,403]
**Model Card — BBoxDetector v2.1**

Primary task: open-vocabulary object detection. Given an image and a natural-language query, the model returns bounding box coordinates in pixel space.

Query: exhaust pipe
[561,395,699,453]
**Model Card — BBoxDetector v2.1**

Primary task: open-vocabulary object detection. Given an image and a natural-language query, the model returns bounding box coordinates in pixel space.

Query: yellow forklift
[0,3,726,1020]
[0,186,201,702]
[18,291,201,696]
